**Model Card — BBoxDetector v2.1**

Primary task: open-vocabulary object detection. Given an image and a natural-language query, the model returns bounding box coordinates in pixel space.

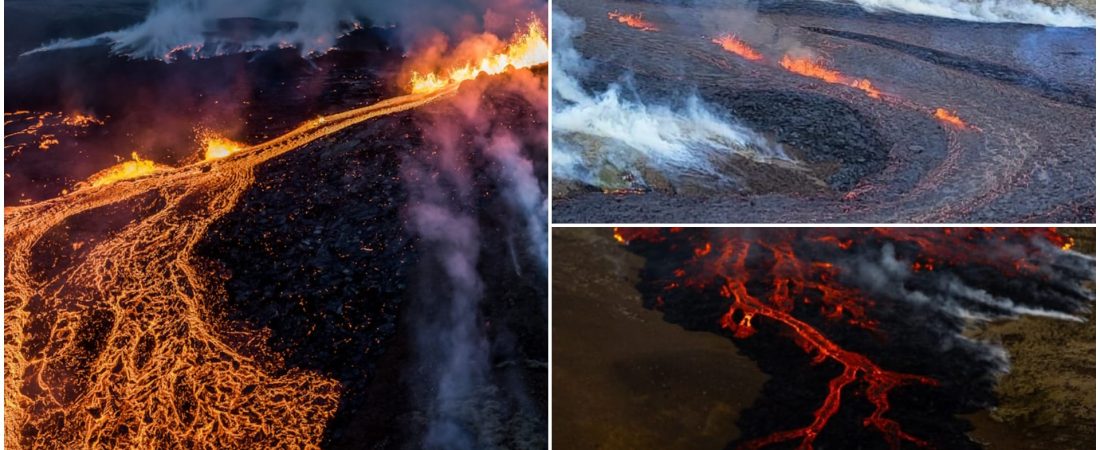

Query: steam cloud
[835,236,1094,371]
[843,0,1095,28]
[23,0,548,60]
[551,9,787,191]
[404,68,546,448]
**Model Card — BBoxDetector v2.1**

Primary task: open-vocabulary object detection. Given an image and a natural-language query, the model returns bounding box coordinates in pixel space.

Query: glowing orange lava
[933,108,967,128]
[608,11,659,31]
[780,55,881,99]
[613,227,1077,450]
[6,85,462,449]
[202,132,246,160]
[61,112,105,127]
[86,152,166,187]
[408,18,548,94]
[712,34,763,61]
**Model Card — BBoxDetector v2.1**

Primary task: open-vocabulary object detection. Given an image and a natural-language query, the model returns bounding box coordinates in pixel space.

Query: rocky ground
[968,228,1095,450]
[196,82,549,448]
[552,0,1095,223]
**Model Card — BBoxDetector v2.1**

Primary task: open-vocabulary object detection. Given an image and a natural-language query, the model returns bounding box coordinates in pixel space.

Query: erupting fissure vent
[614,227,1091,450]
[408,18,548,94]
[5,36,547,446]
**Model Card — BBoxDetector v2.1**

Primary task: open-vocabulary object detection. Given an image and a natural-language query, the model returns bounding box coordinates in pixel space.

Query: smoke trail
[404,116,489,449]
[843,0,1095,28]
[22,0,549,61]
[805,230,1093,373]
[551,9,788,191]
[24,0,376,60]
[486,131,549,270]
[404,53,547,450]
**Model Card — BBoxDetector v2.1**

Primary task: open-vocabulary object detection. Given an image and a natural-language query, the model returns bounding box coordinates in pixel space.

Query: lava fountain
[408,17,548,95]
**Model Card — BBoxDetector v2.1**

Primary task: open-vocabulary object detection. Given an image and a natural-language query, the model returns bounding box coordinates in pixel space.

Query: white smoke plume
[404,62,546,449]
[25,0,374,60]
[22,0,548,61]
[844,0,1095,28]
[551,9,788,189]
[838,238,1094,371]
[404,120,490,449]
[485,131,549,270]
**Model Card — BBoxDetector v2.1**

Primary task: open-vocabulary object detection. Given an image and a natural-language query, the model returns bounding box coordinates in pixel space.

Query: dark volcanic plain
[552,0,1095,223]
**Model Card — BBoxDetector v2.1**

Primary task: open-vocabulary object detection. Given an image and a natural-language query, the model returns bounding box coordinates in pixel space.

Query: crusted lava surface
[553,0,1095,223]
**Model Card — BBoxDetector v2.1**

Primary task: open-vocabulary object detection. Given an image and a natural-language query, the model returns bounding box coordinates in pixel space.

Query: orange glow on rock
[712,34,763,61]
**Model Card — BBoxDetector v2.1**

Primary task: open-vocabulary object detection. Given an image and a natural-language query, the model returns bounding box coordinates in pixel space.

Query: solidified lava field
[5,3,548,449]
[553,227,1095,450]
[551,0,1095,223]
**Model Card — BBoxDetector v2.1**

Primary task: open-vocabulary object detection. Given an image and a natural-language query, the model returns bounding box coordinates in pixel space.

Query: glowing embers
[5,110,106,155]
[86,152,166,187]
[61,112,105,127]
[201,131,246,160]
[608,10,660,31]
[933,108,968,129]
[711,34,763,61]
[407,17,548,94]
[780,55,882,99]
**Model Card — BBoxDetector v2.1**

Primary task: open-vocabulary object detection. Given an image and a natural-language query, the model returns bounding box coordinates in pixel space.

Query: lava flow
[5,22,543,447]
[710,37,976,131]
[608,11,660,31]
[613,227,1093,450]
[712,34,764,61]
[933,108,967,128]
[407,18,548,94]
[5,111,105,155]
[780,55,882,99]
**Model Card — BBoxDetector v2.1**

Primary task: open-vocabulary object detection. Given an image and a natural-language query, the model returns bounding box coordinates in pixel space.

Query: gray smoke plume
[403,64,546,449]
[23,0,548,60]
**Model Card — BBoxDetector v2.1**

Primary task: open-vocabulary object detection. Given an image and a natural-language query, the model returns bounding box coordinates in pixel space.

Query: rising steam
[618,228,1094,448]
[551,10,788,191]
[404,47,547,448]
[23,0,548,61]
[844,0,1095,28]
[24,0,379,60]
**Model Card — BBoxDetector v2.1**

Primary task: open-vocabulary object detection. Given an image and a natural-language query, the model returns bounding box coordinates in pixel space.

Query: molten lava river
[5,16,548,450]
[589,227,1093,450]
